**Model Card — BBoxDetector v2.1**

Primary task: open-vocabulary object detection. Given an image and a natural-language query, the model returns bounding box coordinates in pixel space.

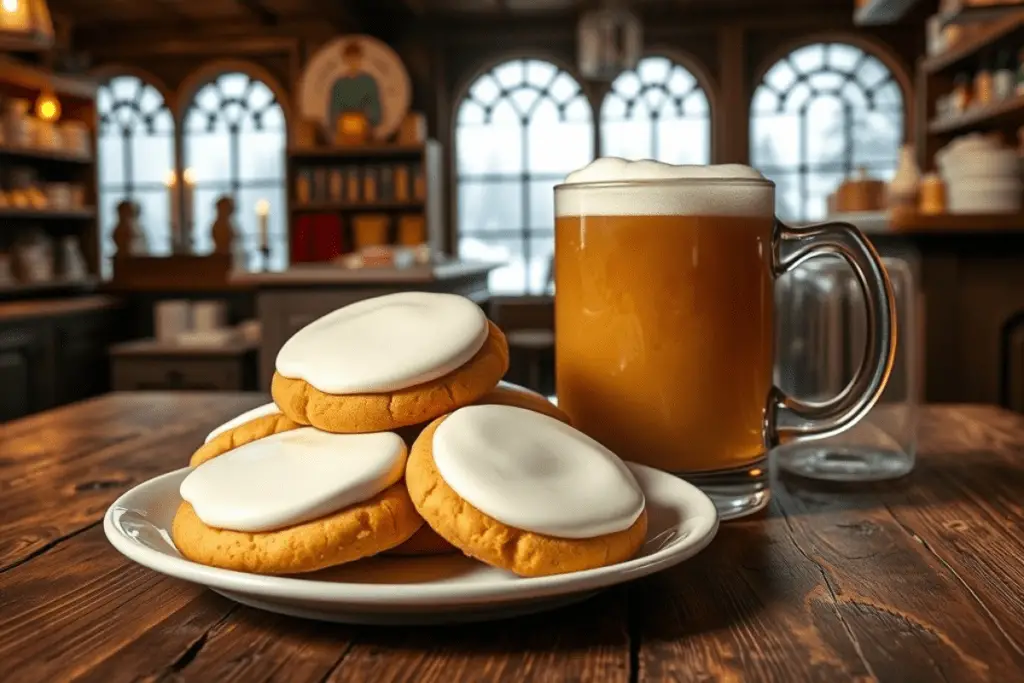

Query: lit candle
[182,168,195,250]
[255,199,270,251]
[165,170,178,243]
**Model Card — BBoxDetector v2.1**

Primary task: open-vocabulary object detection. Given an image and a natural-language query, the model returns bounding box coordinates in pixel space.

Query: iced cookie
[190,403,301,467]
[475,381,570,424]
[393,380,570,448]
[172,429,422,574]
[405,405,648,577]
[272,292,509,434]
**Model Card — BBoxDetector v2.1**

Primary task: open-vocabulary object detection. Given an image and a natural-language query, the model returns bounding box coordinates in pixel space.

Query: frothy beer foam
[555,157,774,218]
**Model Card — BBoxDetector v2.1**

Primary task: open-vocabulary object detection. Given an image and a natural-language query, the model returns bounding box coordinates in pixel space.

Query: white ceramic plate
[104,464,718,624]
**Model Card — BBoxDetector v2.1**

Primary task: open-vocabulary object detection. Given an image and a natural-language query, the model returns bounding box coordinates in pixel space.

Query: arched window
[183,71,287,270]
[601,55,710,164]
[750,42,904,221]
[456,59,594,295]
[97,74,176,269]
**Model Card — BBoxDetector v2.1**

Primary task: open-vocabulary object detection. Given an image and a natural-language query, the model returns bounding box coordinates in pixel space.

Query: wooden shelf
[0,277,99,297]
[889,211,1024,233]
[854,0,922,26]
[0,57,97,100]
[291,201,425,212]
[922,12,1024,75]
[0,207,96,220]
[928,93,1024,133]
[287,144,425,160]
[0,146,93,164]
[937,1,1024,29]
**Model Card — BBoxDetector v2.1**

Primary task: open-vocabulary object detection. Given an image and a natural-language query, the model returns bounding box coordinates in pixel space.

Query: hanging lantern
[578,3,643,81]
[0,0,55,52]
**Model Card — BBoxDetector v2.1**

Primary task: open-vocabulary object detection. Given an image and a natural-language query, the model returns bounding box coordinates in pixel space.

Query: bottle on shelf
[994,49,1015,101]
[1017,48,1024,96]
[974,58,993,108]
[889,144,921,213]
[952,72,972,114]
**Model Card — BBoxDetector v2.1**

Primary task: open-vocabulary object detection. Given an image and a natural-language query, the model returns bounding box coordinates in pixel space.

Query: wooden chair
[492,256,555,393]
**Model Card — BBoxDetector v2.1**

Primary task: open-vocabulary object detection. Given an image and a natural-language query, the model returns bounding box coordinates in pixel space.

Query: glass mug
[553,164,896,520]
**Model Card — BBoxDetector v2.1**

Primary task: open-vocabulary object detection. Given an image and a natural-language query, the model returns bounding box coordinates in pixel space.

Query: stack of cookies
[171,292,648,578]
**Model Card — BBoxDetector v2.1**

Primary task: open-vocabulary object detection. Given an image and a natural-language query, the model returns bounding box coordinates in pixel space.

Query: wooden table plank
[0,393,267,572]
[771,480,1024,681]
[634,514,876,682]
[637,405,1024,683]
[0,525,224,683]
[324,591,629,683]
[2,396,1024,682]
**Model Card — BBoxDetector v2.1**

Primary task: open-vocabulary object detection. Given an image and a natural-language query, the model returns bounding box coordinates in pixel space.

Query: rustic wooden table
[2,393,1024,682]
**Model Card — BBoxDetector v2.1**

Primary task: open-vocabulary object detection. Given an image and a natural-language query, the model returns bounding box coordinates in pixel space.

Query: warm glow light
[164,170,177,187]
[183,168,195,185]
[34,91,61,122]
[1,0,19,14]
[255,199,270,217]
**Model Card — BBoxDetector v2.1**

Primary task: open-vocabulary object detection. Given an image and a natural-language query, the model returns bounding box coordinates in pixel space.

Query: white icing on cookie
[181,428,406,532]
[275,292,489,394]
[493,380,545,398]
[432,405,644,539]
[204,402,282,444]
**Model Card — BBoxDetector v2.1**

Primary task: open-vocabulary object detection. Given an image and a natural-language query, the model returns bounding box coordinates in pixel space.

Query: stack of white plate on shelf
[936,133,1022,214]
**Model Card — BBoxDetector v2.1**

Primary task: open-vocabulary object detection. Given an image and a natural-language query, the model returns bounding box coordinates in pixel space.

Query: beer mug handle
[767,220,897,447]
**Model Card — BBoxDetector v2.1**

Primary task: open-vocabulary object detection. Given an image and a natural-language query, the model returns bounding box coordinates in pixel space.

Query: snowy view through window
[456,59,593,295]
[97,76,176,275]
[751,43,904,222]
[184,73,287,271]
[601,56,711,165]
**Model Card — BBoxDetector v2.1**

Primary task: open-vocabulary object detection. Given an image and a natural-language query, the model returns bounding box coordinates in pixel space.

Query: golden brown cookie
[272,321,509,434]
[475,381,570,424]
[190,412,302,467]
[386,523,457,556]
[405,416,648,577]
[171,481,422,574]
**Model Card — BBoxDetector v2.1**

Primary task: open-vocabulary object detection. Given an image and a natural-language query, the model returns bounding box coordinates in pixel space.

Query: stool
[506,328,554,394]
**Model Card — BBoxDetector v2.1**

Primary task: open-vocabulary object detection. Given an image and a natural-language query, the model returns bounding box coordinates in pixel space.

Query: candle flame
[255,199,270,216]
[183,168,195,184]
[35,92,61,122]
[164,170,177,187]
[2,0,19,14]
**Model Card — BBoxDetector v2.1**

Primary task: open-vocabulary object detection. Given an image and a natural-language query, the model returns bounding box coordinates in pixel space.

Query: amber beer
[554,162,896,519]
[555,195,774,474]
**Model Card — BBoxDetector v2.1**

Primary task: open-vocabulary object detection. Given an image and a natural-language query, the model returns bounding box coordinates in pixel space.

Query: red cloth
[291,214,346,262]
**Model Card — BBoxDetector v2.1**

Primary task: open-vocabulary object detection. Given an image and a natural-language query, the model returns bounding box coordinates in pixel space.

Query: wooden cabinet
[868,231,1024,407]
[109,339,258,392]
[0,325,50,422]
[52,307,119,405]
[0,297,123,422]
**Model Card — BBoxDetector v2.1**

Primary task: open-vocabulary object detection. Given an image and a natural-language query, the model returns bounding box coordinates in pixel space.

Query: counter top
[231,261,497,287]
[0,295,120,324]
[4,395,1024,681]
[830,210,1024,236]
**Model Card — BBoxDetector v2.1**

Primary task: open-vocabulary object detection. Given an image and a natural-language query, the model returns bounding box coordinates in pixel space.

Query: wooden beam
[315,0,363,31]
[235,0,278,26]
[152,0,195,26]
[854,0,922,26]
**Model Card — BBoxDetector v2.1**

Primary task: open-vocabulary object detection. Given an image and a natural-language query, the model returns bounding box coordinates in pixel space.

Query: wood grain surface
[1,394,1023,682]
